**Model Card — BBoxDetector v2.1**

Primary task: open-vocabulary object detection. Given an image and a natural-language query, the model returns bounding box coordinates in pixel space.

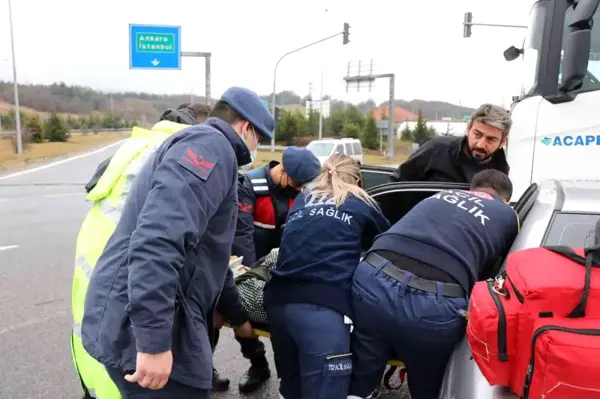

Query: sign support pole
[181,52,212,105]
[344,68,396,158]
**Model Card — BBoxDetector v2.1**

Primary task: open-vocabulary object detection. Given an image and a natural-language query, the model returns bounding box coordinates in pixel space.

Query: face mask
[280,173,301,198]
[238,127,258,168]
[239,149,257,171]
[241,127,258,152]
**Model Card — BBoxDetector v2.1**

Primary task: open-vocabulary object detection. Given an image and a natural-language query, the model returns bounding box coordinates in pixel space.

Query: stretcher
[225,255,406,368]
[223,322,405,368]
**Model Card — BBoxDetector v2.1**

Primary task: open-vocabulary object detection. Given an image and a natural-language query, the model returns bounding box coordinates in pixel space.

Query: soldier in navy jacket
[234,146,322,266]
[348,170,519,399]
[263,154,390,399]
[212,146,321,394]
[81,87,273,399]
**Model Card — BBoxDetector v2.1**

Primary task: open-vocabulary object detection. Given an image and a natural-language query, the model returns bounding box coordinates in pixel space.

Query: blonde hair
[306,153,379,208]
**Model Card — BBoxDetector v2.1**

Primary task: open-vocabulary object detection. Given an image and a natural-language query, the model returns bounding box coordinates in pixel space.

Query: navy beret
[282,146,322,184]
[221,87,274,139]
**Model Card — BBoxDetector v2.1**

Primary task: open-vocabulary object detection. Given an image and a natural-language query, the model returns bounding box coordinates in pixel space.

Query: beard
[470,147,490,160]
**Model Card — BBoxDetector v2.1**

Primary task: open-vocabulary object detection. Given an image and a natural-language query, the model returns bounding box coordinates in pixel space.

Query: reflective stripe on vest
[70,121,186,399]
[250,177,269,194]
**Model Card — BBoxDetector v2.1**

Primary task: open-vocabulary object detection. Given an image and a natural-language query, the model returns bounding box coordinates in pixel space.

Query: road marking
[0,310,68,335]
[0,140,125,181]
[0,192,84,202]
[42,192,84,198]
[0,245,18,252]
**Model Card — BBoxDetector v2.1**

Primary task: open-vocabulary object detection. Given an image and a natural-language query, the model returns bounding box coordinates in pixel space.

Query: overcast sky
[0,0,534,108]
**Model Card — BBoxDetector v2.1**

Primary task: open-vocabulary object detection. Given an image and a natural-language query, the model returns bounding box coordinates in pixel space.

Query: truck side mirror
[503,46,523,61]
[560,0,600,92]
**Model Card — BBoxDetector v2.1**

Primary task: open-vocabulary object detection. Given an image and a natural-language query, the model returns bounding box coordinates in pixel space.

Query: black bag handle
[544,220,600,318]
[234,253,272,283]
[235,265,271,283]
[543,245,587,265]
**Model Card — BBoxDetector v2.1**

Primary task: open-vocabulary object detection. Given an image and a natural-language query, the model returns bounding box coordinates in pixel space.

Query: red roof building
[371,105,418,123]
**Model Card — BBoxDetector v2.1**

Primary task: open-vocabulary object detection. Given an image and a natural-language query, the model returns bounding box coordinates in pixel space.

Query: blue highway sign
[129,24,181,70]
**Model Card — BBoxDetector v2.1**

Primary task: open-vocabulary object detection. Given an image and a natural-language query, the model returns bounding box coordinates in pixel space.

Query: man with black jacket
[391,103,511,183]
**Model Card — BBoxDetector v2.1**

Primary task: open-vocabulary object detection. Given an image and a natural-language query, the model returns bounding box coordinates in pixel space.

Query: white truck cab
[305,138,364,165]
[505,0,600,202]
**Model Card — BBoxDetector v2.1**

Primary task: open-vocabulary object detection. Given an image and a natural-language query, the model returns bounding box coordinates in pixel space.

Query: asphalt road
[0,142,408,399]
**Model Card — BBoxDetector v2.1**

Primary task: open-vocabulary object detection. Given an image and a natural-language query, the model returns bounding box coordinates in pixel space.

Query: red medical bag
[467,237,600,398]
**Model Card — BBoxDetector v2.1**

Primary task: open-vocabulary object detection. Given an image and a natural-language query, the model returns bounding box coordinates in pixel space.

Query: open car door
[366,181,470,224]
[359,165,395,191]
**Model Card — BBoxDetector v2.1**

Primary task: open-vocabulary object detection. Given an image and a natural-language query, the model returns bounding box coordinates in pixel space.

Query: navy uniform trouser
[349,254,468,399]
[106,367,210,399]
[212,328,268,367]
[266,303,352,399]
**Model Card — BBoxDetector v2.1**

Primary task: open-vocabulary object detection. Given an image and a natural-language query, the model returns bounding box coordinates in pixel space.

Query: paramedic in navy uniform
[348,170,519,399]
[81,87,273,399]
[211,146,322,393]
[264,154,390,399]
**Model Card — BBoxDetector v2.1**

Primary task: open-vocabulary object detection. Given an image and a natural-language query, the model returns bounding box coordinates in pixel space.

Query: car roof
[309,138,359,143]
[538,179,600,214]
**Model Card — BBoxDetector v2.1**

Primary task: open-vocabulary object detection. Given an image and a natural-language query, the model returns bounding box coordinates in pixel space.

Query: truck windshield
[521,1,549,96]
[558,4,600,92]
[306,141,334,157]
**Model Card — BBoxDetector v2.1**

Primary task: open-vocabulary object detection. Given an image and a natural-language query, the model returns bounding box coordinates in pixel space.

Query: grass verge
[0,131,129,174]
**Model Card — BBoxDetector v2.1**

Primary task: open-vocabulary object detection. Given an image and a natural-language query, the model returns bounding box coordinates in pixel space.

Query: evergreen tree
[25,114,44,143]
[341,122,360,139]
[412,110,435,145]
[362,113,379,149]
[43,112,69,142]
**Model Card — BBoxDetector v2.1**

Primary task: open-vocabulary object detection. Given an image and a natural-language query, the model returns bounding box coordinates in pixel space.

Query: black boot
[212,368,230,392]
[238,359,271,393]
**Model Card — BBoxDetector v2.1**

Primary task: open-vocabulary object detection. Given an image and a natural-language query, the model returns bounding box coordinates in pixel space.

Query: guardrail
[258,144,287,151]
[0,128,130,139]
[0,128,290,151]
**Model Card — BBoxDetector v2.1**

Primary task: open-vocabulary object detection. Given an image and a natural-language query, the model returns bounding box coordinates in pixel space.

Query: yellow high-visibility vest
[70,120,189,398]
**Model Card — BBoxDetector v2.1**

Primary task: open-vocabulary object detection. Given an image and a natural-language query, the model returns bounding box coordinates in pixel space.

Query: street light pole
[8,0,23,155]
[463,12,527,38]
[270,29,347,151]
[319,62,324,140]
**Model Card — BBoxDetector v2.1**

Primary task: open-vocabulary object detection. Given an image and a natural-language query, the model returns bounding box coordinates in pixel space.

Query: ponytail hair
[305,154,379,208]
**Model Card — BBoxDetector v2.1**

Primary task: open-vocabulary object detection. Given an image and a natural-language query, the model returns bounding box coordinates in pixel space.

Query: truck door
[532,2,600,188]
[507,0,600,200]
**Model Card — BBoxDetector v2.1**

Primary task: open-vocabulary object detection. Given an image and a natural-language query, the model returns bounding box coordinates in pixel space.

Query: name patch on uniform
[429,190,490,226]
[323,356,352,376]
[178,146,217,181]
[286,194,354,225]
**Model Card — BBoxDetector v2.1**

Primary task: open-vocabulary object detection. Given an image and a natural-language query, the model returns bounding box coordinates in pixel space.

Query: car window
[543,212,600,247]
[306,141,334,156]
[353,143,362,155]
[368,183,470,225]
[333,144,344,155]
[344,143,353,155]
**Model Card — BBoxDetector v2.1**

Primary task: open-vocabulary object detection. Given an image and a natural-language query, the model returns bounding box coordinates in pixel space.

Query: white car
[306,138,364,165]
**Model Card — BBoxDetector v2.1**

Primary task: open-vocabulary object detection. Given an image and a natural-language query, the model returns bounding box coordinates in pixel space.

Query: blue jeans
[266,303,352,399]
[349,258,467,399]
